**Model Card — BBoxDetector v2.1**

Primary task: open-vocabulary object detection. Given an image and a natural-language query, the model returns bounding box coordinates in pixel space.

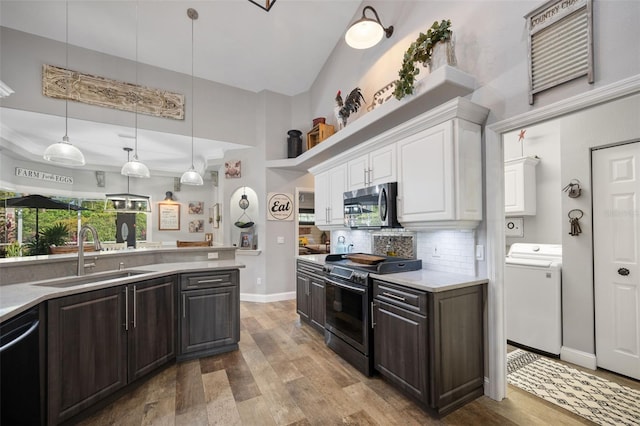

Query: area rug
[506,349,640,426]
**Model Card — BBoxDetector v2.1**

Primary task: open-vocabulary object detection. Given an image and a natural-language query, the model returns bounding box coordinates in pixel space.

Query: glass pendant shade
[43,135,86,166]
[121,154,150,178]
[345,19,384,49]
[180,166,203,186]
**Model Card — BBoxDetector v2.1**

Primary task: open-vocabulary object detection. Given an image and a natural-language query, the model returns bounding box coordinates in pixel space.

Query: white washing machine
[505,243,562,356]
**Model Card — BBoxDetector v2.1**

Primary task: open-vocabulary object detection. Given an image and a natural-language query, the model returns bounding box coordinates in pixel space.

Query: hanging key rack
[568,209,584,236]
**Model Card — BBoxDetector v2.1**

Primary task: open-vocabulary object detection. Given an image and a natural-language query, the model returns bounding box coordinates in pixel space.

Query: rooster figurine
[335,88,365,129]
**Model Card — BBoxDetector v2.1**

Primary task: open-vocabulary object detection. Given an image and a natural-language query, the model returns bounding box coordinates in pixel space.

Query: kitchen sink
[34,270,152,288]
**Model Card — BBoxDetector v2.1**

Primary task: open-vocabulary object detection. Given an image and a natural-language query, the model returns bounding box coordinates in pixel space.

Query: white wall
[504,120,562,246]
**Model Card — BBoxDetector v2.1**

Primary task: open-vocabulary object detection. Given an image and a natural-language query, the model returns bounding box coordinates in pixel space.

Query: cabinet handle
[371,301,376,328]
[132,285,137,328]
[364,168,368,185]
[182,294,186,318]
[124,287,129,331]
[197,278,223,284]
[382,291,406,302]
[367,168,372,185]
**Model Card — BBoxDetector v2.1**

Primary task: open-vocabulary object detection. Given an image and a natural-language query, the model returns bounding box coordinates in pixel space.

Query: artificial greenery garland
[393,19,453,100]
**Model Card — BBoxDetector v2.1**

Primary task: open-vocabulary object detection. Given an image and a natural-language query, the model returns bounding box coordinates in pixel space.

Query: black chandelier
[248,0,276,12]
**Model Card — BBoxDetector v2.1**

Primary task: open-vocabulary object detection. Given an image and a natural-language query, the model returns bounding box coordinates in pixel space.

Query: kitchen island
[0,246,244,425]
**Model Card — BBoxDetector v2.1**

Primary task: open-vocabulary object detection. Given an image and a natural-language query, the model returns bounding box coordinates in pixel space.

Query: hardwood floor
[74,300,637,425]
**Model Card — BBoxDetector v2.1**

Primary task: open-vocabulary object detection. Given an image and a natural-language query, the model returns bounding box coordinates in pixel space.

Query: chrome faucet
[78,224,101,275]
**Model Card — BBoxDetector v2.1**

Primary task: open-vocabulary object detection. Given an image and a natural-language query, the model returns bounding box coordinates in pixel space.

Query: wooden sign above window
[42,64,185,120]
[525,0,593,104]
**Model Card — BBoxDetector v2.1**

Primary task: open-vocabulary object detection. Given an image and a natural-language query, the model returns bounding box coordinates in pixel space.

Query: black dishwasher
[1,306,44,426]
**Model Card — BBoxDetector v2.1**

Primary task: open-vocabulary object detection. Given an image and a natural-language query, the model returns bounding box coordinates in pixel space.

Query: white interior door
[593,141,640,379]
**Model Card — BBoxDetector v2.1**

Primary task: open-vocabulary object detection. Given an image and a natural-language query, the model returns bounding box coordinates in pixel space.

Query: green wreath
[393,20,453,100]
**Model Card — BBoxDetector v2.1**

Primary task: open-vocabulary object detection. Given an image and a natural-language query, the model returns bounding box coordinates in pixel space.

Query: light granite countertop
[0,260,245,322]
[371,269,488,293]
[296,254,330,266]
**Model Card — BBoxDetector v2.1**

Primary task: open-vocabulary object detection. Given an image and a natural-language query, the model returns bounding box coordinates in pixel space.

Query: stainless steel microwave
[343,182,401,229]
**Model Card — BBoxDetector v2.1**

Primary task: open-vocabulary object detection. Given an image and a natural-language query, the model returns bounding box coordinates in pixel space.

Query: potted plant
[393,19,453,100]
[25,223,70,255]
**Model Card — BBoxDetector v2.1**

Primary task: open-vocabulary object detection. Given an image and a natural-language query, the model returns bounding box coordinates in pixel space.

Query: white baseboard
[240,291,296,303]
[560,346,597,370]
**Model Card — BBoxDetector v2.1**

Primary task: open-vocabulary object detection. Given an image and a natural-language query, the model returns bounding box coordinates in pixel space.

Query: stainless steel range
[323,253,422,376]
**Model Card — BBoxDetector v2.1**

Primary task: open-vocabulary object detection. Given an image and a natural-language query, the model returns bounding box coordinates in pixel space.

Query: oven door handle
[324,277,366,294]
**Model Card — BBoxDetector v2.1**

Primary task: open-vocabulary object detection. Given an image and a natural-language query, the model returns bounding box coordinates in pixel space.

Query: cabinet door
[369,144,396,186]
[373,299,428,404]
[309,276,325,331]
[314,171,329,226]
[328,164,348,224]
[128,277,176,381]
[348,155,368,190]
[397,121,454,222]
[296,273,310,320]
[48,287,127,424]
[180,286,239,355]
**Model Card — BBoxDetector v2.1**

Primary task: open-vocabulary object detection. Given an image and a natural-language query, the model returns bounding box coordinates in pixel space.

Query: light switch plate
[207,252,219,259]
[505,218,524,237]
[277,236,285,244]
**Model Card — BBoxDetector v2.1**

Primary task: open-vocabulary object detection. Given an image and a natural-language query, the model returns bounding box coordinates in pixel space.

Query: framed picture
[210,203,220,228]
[189,219,204,233]
[188,201,204,215]
[239,231,253,249]
[158,202,180,230]
[225,160,241,178]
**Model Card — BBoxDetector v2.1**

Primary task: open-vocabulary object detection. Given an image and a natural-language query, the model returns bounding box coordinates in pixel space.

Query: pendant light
[121,1,150,178]
[43,1,85,166]
[345,5,394,50]
[180,8,204,186]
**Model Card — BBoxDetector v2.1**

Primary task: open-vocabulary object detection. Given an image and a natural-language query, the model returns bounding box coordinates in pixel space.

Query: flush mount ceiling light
[345,5,394,49]
[43,1,85,166]
[180,8,204,186]
[248,0,276,12]
[121,2,150,179]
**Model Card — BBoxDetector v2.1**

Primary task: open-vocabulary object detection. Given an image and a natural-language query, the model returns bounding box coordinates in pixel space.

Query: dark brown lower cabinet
[178,270,240,360]
[47,277,176,425]
[296,259,325,333]
[373,280,486,416]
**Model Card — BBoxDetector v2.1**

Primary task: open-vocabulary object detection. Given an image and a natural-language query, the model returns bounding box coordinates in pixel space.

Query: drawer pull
[195,278,224,284]
[382,292,406,302]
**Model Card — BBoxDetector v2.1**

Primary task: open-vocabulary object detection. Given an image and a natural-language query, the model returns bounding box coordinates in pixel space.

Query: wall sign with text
[267,193,294,221]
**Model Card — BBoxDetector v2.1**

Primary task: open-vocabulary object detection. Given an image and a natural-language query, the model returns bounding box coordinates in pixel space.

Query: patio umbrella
[1,194,87,243]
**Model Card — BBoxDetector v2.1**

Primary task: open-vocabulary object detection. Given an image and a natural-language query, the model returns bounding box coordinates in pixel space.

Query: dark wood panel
[373,300,428,404]
[128,277,177,381]
[309,276,325,331]
[47,287,127,425]
[429,284,486,414]
[296,274,310,320]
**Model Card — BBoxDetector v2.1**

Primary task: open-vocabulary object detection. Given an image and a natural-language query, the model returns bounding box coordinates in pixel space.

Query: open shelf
[266,66,477,172]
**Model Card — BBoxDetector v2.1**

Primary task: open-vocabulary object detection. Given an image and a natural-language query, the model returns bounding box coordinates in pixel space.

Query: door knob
[618,267,630,276]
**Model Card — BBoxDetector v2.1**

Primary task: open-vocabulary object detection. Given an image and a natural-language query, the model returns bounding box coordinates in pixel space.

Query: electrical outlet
[432,245,440,258]
[207,252,219,259]
[257,278,262,286]
[475,245,485,261]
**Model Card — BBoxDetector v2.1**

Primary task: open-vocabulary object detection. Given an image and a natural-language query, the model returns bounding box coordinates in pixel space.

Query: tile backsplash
[331,228,477,276]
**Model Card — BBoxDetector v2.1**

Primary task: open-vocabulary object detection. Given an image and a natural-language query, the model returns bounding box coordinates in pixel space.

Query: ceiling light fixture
[43,1,86,166]
[345,5,394,50]
[248,0,276,12]
[105,147,151,213]
[181,8,204,186]
[121,1,150,178]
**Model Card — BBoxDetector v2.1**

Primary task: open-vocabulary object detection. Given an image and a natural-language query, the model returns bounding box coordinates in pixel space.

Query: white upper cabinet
[397,119,483,230]
[314,164,348,229]
[504,156,540,216]
[347,144,396,190]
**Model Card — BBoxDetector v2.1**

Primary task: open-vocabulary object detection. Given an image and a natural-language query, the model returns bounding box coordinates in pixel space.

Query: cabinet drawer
[181,270,238,290]
[373,280,427,315]
[297,260,324,278]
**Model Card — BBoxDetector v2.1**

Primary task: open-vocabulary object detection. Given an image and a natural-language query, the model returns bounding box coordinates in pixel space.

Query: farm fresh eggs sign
[267,193,293,221]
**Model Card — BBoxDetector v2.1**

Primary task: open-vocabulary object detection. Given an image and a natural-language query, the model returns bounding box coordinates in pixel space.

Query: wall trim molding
[240,291,296,303]
[560,346,597,370]
[489,74,640,133]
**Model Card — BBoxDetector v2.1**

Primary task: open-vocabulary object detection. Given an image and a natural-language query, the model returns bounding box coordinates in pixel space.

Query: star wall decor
[518,129,526,142]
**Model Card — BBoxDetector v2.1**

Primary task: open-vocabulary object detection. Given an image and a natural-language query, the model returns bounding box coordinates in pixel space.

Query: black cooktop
[325,253,422,274]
